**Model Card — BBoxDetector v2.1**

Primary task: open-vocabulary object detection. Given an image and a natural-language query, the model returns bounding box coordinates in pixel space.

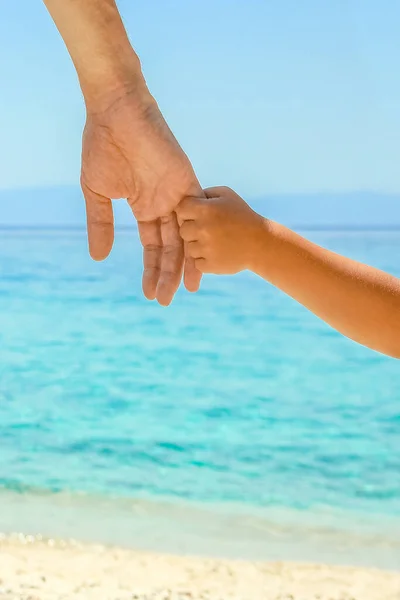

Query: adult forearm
[254,222,400,358]
[42,0,148,109]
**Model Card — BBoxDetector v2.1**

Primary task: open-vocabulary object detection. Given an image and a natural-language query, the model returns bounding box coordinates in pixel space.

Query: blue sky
[0,1,399,218]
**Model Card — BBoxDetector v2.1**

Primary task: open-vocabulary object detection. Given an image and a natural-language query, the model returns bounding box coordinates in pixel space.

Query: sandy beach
[0,534,399,600]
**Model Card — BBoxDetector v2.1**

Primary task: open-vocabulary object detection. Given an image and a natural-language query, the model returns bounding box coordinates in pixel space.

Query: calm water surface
[0,228,399,564]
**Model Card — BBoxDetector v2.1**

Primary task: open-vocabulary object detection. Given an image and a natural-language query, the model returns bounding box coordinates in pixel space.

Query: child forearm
[254,220,400,358]
[178,187,400,358]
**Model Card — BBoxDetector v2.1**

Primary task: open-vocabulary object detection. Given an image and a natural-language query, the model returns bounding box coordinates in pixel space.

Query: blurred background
[0,0,399,569]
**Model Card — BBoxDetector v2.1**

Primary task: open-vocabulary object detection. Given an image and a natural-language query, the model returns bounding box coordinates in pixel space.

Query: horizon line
[0,225,400,233]
[1,185,400,199]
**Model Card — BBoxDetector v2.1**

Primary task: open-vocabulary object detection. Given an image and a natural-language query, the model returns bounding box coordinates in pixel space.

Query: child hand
[176,186,267,275]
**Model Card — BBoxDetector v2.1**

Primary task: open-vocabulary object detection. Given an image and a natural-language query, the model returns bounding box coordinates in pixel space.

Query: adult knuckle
[163,244,182,254]
[89,219,112,227]
[144,243,162,252]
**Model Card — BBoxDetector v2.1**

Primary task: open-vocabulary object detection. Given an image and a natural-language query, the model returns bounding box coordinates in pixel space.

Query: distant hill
[251,192,400,229]
[0,186,399,229]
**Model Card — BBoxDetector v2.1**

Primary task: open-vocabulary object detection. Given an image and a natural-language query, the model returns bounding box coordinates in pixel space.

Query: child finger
[176,196,203,223]
[180,220,199,242]
[187,241,204,259]
[184,252,202,293]
[195,258,208,273]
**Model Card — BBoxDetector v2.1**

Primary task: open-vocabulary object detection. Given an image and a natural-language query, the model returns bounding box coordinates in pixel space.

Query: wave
[0,486,399,570]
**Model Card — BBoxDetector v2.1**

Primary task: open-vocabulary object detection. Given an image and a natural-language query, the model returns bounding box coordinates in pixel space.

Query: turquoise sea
[0,228,399,568]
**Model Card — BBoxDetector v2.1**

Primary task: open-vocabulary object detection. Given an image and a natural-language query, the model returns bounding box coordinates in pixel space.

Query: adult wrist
[80,52,152,115]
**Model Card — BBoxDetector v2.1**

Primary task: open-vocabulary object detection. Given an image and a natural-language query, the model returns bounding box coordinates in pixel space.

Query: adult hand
[43,0,202,303]
[81,85,203,306]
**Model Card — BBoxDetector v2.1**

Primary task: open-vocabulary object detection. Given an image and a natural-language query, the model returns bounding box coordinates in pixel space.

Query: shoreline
[0,488,399,572]
[1,534,400,600]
